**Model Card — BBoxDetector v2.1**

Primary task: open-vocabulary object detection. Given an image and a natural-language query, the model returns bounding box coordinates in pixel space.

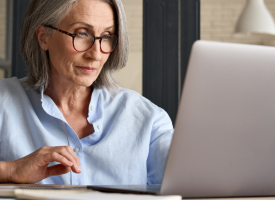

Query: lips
[76,66,97,74]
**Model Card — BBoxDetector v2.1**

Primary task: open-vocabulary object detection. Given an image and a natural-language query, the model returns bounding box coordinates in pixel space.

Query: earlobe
[36,25,49,51]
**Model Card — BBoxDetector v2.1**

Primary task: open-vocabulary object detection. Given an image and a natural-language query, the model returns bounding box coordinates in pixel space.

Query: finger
[43,146,81,168]
[39,152,73,171]
[36,146,81,173]
[50,151,81,173]
[45,164,71,178]
[57,146,81,172]
[65,147,81,169]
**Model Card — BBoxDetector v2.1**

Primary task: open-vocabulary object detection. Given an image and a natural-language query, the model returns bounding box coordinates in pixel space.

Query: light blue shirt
[0,77,173,185]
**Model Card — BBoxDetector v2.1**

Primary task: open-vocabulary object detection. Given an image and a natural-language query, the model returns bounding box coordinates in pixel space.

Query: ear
[36,25,50,50]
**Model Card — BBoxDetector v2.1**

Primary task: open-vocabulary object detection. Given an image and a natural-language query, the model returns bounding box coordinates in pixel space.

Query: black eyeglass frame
[44,25,118,54]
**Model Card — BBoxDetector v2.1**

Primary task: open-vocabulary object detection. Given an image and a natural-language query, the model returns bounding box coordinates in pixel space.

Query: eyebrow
[69,22,115,31]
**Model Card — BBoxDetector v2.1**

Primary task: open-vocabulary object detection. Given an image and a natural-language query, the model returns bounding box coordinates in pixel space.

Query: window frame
[143,0,200,124]
[11,0,31,78]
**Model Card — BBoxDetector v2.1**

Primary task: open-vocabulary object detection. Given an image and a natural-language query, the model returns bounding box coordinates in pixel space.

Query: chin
[72,77,96,88]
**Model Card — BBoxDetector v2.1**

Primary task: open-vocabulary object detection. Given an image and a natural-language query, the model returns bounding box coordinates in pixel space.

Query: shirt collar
[39,85,104,127]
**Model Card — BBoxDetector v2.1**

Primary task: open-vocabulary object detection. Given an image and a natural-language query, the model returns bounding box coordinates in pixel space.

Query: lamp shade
[235,0,275,35]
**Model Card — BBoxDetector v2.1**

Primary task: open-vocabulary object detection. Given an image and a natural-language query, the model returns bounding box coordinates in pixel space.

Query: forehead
[62,0,115,28]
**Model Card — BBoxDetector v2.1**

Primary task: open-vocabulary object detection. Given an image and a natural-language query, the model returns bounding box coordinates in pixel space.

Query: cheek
[50,34,70,51]
[101,54,111,66]
[48,37,76,64]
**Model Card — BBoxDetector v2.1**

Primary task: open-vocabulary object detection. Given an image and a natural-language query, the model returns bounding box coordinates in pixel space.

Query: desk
[0,184,180,200]
[2,197,275,200]
[1,184,275,200]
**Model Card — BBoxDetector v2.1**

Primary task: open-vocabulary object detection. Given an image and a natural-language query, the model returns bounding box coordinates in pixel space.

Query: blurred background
[1,0,275,94]
[201,0,275,46]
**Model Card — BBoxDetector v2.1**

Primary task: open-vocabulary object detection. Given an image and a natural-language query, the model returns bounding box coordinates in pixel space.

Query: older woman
[0,0,173,185]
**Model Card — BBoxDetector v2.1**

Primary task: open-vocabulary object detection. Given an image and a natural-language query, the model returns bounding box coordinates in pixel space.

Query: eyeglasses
[44,25,118,53]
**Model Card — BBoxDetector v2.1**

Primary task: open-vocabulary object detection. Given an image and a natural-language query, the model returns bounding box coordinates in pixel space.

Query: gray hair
[20,0,129,92]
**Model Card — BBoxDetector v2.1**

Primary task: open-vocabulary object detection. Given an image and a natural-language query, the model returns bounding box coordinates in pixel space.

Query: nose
[84,39,102,61]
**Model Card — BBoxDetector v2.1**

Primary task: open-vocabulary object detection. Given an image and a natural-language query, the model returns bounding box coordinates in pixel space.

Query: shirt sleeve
[146,106,174,184]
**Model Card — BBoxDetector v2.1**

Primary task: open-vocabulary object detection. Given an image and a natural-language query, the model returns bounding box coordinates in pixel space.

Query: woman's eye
[78,32,89,37]
[102,34,111,40]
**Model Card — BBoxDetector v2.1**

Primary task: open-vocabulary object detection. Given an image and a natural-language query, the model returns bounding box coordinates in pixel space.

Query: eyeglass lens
[74,33,117,53]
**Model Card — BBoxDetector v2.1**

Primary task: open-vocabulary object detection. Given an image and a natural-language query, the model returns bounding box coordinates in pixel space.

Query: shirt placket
[66,124,84,185]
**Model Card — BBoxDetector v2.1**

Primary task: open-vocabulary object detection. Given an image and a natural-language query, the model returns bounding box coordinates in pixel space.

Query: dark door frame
[143,0,200,124]
[12,0,31,79]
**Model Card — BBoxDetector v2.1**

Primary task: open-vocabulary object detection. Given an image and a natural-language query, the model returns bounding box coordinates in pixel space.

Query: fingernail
[68,161,73,166]
[78,166,82,172]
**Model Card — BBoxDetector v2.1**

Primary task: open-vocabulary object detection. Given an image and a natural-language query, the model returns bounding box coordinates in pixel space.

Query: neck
[44,78,92,114]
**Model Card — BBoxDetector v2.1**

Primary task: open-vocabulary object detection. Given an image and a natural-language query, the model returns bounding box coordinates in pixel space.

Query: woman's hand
[1,146,81,183]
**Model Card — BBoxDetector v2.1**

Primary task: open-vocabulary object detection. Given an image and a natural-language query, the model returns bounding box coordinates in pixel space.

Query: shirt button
[73,147,79,153]
[90,106,93,111]
[97,125,102,130]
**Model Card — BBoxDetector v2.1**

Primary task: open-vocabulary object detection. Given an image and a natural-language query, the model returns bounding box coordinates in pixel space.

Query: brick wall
[115,0,143,94]
[0,0,6,60]
[0,68,4,79]
[122,0,142,53]
[201,0,275,46]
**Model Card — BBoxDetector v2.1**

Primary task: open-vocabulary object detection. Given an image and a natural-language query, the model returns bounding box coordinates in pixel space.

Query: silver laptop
[90,40,275,198]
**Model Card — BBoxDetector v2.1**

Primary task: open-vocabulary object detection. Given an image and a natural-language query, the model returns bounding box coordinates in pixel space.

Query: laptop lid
[161,40,275,198]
